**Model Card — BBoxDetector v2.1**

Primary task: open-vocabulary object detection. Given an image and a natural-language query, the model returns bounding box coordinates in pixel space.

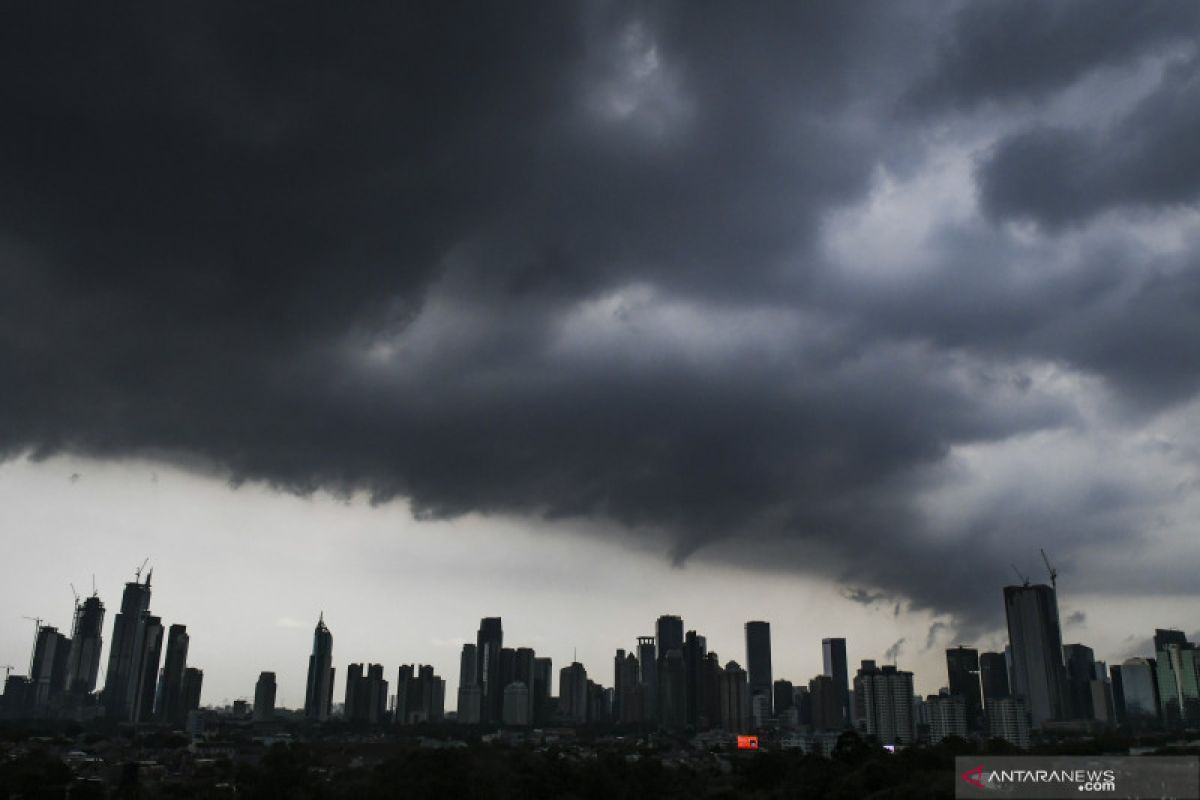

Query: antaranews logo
[960,763,1117,793]
[955,756,1199,800]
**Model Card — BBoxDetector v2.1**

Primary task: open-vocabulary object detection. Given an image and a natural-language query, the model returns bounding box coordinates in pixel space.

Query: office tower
[345,663,363,720]
[637,636,657,722]
[476,617,503,724]
[587,680,609,724]
[558,662,588,725]
[718,661,750,732]
[794,685,812,726]
[1155,629,1188,653]
[926,694,967,744]
[253,672,276,721]
[304,614,334,721]
[979,651,1010,706]
[457,643,480,724]
[29,626,71,715]
[1,676,32,721]
[945,646,983,731]
[396,664,444,724]
[514,647,536,725]
[773,680,794,718]
[65,593,104,695]
[809,674,842,730]
[1156,642,1200,727]
[533,657,553,725]
[498,648,516,702]
[102,572,152,718]
[181,667,203,716]
[1089,662,1115,726]
[853,660,915,746]
[987,697,1031,748]
[129,615,164,723]
[657,647,686,730]
[822,638,850,728]
[503,682,531,726]
[1003,584,1069,727]
[745,621,773,719]
[156,624,189,725]
[614,649,640,723]
[1062,643,1096,720]
[656,615,684,657]
[1118,657,1160,728]
[1109,663,1126,723]
[347,663,388,724]
[683,631,706,728]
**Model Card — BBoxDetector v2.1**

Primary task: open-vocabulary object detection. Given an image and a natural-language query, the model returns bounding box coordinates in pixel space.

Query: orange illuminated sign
[737,735,759,750]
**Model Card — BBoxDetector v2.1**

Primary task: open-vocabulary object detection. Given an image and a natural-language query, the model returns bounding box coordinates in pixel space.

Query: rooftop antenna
[134,558,149,583]
[1040,548,1057,592]
[20,616,42,674]
[1010,564,1030,588]
[92,574,97,597]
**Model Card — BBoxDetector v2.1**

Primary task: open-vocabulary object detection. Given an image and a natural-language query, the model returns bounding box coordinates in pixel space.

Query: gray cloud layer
[2,2,1198,631]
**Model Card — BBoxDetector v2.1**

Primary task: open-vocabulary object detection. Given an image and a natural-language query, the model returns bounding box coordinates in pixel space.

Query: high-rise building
[926,694,967,744]
[502,682,530,726]
[1118,657,1159,728]
[304,614,334,721]
[945,646,983,731]
[29,625,70,715]
[181,667,203,717]
[987,697,1031,748]
[718,661,750,732]
[476,618,503,724]
[396,664,444,724]
[822,638,850,728]
[65,593,105,696]
[253,672,276,721]
[683,631,706,728]
[657,647,686,730]
[656,616,684,657]
[1154,629,1188,653]
[346,663,388,724]
[773,680,794,717]
[614,649,640,724]
[156,624,189,725]
[514,647,537,725]
[102,573,152,719]
[1003,584,1069,728]
[809,674,842,731]
[1156,641,1200,728]
[1062,643,1096,720]
[853,660,915,746]
[745,621,773,720]
[701,652,723,729]
[1089,662,1115,726]
[129,614,164,723]
[457,643,480,724]
[979,651,1010,705]
[637,636,657,722]
[533,657,553,725]
[558,662,588,725]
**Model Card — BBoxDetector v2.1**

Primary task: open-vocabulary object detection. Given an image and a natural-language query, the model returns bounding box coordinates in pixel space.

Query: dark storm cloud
[2,2,1199,632]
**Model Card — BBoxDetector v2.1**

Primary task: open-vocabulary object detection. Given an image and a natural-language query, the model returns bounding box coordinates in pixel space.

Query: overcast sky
[2,2,1198,706]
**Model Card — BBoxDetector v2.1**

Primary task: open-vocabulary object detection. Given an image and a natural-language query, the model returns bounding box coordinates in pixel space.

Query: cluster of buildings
[1,568,203,725]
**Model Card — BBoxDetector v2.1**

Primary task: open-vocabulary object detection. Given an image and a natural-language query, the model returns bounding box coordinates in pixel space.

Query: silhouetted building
[65,593,105,695]
[683,631,706,728]
[304,614,334,721]
[1004,583,1069,727]
[181,667,203,716]
[853,660,914,746]
[130,614,164,723]
[346,663,387,724]
[29,625,70,715]
[774,679,794,717]
[745,621,772,720]
[809,674,842,731]
[637,636,657,721]
[102,573,152,719]
[656,615,684,657]
[396,664,444,724]
[614,649,640,724]
[926,694,967,744]
[822,637,849,728]
[156,624,189,725]
[533,657,553,725]
[502,681,530,726]
[987,697,1031,748]
[559,662,588,724]
[979,651,1010,705]
[657,647,686,730]
[513,647,536,725]
[253,672,276,721]
[701,652,723,729]
[1118,657,1160,728]
[1062,643,1096,720]
[476,617,503,724]
[1156,641,1200,727]
[1,676,31,720]
[457,643,480,724]
[719,661,750,732]
[946,646,982,731]
[1154,629,1188,653]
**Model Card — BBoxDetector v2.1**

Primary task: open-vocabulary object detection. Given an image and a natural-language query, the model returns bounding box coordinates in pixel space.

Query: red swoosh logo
[961,765,986,789]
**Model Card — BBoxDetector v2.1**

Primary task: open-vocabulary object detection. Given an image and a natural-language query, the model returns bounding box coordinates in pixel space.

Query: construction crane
[20,616,42,674]
[1010,564,1030,588]
[134,558,149,583]
[1040,548,1057,591]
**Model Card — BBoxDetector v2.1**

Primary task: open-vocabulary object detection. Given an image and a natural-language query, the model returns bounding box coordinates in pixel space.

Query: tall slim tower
[254,672,277,721]
[129,614,164,722]
[66,593,105,695]
[656,615,684,657]
[156,624,190,725]
[304,614,334,721]
[1004,583,1069,727]
[745,621,773,719]
[945,646,983,731]
[476,617,503,724]
[822,637,850,728]
[102,572,152,718]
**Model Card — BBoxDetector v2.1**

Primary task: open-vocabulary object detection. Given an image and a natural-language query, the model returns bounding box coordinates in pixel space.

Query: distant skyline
[2,3,1199,716]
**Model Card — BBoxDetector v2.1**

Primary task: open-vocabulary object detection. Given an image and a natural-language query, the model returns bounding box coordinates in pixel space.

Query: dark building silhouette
[456,643,480,723]
[701,652,723,728]
[102,572,152,719]
[809,674,843,731]
[614,649,641,724]
[1154,629,1188,653]
[946,646,983,731]
[476,617,503,724]
[254,672,276,721]
[181,667,203,716]
[533,656,553,725]
[683,630,706,728]
[304,614,334,721]
[130,614,164,723]
[65,593,105,695]
[396,664,444,724]
[346,663,388,724]
[1,676,31,720]
[822,637,850,728]
[773,679,794,718]
[558,662,588,724]
[718,661,750,732]
[656,615,684,656]
[28,626,70,716]
[979,651,1010,704]
[745,621,773,720]
[1062,643,1096,720]
[637,636,657,721]
[1004,583,1069,727]
[156,624,189,725]
[657,647,686,729]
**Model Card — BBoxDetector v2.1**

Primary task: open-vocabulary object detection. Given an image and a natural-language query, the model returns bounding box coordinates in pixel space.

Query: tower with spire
[304,613,335,721]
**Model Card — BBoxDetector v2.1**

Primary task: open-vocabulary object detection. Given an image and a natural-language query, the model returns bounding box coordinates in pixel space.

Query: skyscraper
[822,637,849,728]
[156,624,189,725]
[396,664,444,724]
[254,672,276,721]
[683,630,706,728]
[65,593,105,695]
[558,662,588,725]
[745,621,773,720]
[102,572,152,719]
[304,613,334,721]
[979,651,1010,704]
[657,647,686,729]
[514,647,537,725]
[656,615,684,657]
[29,625,70,715]
[1118,657,1160,728]
[1003,583,1069,727]
[533,656,553,725]
[852,660,915,746]
[637,636,657,722]
[476,617,503,724]
[181,667,203,717]
[718,661,750,732]
[346,663,388,724]
[129,614,164,723]
[1156,641,1200,727]
[945,646,982,731]
[1154,629,1188,653]
[809,674,842,731]
[1062,643,1096,720]
[457,643,480,724]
